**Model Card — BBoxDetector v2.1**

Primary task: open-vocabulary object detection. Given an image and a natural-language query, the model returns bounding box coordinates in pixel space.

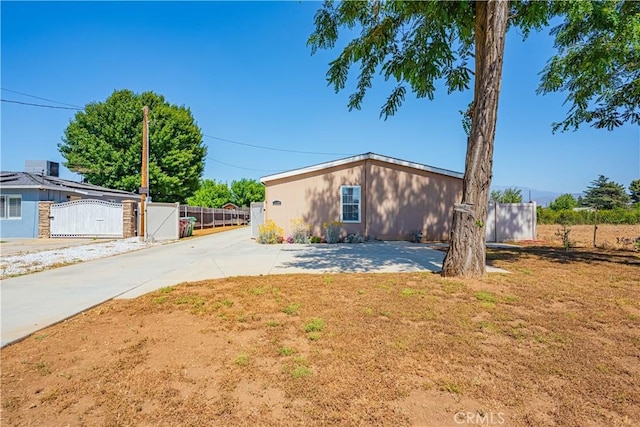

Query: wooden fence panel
[179,205,250,229]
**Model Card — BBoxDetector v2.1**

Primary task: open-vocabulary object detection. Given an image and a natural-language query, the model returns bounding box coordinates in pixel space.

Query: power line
[1,99,83,111]
[1,87,84,109]
[208,157,281,173]
[2,89,351,157]
[203,134,354,156]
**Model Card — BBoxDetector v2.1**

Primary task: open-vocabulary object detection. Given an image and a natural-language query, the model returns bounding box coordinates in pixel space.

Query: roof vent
[25,160,59,177]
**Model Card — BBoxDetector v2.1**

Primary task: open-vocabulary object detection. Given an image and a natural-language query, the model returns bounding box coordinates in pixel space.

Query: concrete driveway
[1,227,500,347]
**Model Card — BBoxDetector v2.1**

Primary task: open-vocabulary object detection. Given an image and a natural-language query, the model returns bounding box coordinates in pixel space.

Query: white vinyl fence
[145,202,180,241]
[486,202,537,243]
[50,200,123,238]
[250,202,265,238]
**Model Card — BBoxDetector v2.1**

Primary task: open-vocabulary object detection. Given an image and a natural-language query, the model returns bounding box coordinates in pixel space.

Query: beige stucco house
[260,153,463,241]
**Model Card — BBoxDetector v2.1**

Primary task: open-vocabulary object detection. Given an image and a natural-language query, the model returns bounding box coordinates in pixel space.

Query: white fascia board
[260,154,371,183]
[0,184,62,192]
[368,153,464,179]
[0,184,139,199]
[260,152,463,183]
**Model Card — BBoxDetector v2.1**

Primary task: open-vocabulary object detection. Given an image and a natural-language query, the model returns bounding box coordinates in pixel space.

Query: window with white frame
[340,185,361,223]
[0,195,22,219]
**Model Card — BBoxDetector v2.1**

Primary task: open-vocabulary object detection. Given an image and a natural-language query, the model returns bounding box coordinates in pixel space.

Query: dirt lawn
[1,226,639,426]
[536,224,639,250]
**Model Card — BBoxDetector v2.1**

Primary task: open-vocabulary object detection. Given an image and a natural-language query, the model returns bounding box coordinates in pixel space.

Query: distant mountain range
[492,185,583,207]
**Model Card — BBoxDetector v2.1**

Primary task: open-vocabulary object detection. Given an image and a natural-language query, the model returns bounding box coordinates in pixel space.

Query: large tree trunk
[441,0,508,278]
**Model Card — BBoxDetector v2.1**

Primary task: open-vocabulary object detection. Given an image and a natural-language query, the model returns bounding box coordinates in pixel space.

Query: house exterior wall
[263,159,462,241]
[0,189,40,238]
[366,160,462,241]
[265,161,366,238]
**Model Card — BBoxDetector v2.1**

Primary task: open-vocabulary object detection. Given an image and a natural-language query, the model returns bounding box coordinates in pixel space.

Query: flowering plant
[322,220,342,244]
[290,218,311,244]
[257,220,284,244]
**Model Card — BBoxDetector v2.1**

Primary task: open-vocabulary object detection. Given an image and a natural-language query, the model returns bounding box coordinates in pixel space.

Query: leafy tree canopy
[629,179,640,203]
[308,0,637,277]
[187,179,232,208]
[538,1,640,131]
[490,188,523,203]
[582,175,630,209]
[549,193,578,211]
[309,1,638,130]
[230,178,265,207]
[59,89,206,203]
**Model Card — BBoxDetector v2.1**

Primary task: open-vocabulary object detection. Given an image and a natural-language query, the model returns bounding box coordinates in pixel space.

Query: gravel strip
[0,238,161,278]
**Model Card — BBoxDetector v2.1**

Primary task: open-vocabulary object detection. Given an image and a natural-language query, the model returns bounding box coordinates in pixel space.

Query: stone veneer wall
[122,200,137,238]
[38,201,54,238]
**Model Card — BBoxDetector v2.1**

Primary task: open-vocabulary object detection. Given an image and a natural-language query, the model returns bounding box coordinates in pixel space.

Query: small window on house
[0,195,22,219]
[340,185,361,223]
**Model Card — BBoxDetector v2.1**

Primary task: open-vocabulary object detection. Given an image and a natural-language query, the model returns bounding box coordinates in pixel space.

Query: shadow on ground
[273,241,445,273]
[486,245,640,267]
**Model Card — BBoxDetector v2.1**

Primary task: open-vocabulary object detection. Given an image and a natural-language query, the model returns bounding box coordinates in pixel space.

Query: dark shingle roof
[0,172,141,199]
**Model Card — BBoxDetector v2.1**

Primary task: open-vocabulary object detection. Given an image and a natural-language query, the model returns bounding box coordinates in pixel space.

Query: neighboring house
[0,161,141,238]
[260,152,463,241]
[221,202,239,210]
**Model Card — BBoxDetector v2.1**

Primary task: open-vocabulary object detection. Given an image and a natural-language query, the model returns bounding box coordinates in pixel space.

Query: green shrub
[555,224,574,251]
[323,220,342,244]
[537,207,640,225]
[290,218,311,243]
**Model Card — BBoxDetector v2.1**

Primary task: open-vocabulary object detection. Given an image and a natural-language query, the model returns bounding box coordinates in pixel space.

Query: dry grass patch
[1,244,639,426]
[537,224,639,250]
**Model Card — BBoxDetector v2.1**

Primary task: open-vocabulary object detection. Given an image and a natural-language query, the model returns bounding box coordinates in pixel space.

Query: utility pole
[140,106,149,241]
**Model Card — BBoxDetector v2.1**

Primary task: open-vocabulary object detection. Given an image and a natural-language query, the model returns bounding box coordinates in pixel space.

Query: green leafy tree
[187,179,231,208]
[538,1,640,131]
[59,89,206,203]
[490,188,523,203]
[230,178,265,207]
[582,175,631,209]
[629,179,640,203]
[549,193,578,211]
[308,1,638,277]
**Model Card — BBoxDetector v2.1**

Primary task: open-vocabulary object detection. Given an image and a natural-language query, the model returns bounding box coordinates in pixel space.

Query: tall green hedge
[537,207,640,225]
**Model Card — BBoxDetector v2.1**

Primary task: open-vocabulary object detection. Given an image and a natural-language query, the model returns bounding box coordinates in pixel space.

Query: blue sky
[1,1,638,197]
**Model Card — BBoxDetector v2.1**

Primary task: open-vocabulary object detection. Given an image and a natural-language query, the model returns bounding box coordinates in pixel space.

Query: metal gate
[250,202,264,238]
[50,199,124,238]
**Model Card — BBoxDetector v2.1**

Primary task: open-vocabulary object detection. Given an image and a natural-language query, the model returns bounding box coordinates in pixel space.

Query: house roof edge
[259,152,463,183]
[0,171,142,199]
